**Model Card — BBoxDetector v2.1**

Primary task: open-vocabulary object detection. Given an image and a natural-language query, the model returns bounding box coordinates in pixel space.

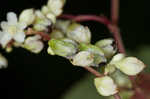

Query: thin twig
[84,67,103,77]
[111,0,120,25]
[114,94,121,99]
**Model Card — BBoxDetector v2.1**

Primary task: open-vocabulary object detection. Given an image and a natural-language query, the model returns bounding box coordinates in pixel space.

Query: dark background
[0,0,148,99]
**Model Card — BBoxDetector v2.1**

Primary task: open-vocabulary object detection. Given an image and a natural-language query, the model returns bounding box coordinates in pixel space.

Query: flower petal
[13,32,25,43]
[1,21,9,30]
[7,12,18,24]
[0,32,12,47]
[18,22,27,30]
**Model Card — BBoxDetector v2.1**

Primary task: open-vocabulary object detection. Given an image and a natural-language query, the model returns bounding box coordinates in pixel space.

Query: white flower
[67,23,91,44]
[71,51,94,67]
[19,9,36,25]
[94,76,118,96]
[0,54,8,69]
[33,10,52,31]
[0,12,27,48]
[23,35,44,53]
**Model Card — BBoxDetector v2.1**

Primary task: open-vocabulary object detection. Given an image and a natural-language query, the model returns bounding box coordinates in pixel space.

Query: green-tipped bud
[113,57,146,76]
[47,0,66,16]
[71,51,94,67]
[47,46,55,55]
[55,20,71,33]
[50,30,65,39]
[94,76,118,96]
[19,9,35,25]
[0,54,8,69]
[67,23,91,44]
[23,35,44,53]
[79,43,106,66]
[95,38,116,58]
[48,39,77,58]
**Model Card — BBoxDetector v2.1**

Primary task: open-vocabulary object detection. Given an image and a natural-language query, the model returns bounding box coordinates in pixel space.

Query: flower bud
[47,0,66,16]
[104,64,116,75]
[19,9,35,25]
[71,51,94,67]
[0,54,8,69]
[95,38,116,58]
[67,23,91,44]
[34,10,52,31]
[111,70,132,88]
[48,39,77,58]
[23,35,44,53]
[113,57,146,76]
[50,29,65,39]
[46,13,56,23]
[94,76,118,96]
[41,5,50,15]
[47,46,55,55]
[79,43,106,66]
[55,20,71,33]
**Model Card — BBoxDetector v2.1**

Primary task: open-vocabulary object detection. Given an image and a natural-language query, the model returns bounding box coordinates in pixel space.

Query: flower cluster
[0,0,146,98]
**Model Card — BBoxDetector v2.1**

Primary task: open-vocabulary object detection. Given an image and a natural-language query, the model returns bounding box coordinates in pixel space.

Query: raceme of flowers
[0,0,146,98]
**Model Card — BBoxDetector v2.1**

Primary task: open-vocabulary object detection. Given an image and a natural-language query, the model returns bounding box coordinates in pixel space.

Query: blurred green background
[0,0,149,99]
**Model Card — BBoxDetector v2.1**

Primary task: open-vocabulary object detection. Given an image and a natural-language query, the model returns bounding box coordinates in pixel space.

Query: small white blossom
[0,12,27,48]
[19,9,36,25]
[67,23,91,44]
[0,54,8,69]
[71,51,94,67]
[23,35,44,53]
[94,76,118,96]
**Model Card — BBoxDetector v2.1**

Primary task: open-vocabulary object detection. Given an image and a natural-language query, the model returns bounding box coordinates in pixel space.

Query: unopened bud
[19,9,35,25]
[95,38,116,58]
[47,0,66,16]
[55,20,71,33]
[23,35,44,53]
[50,29,65,39]
[48,39,77,58]
[71,51,94,67]
[67,23,91,44]
[34,10,52,31]
[94,76,118,96]
[79,43,106,66]
[113,57,146,76]
[0,54,8,69]
[111,70,132,88]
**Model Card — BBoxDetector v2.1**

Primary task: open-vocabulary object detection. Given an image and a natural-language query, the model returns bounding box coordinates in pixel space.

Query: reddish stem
[84,67,103,77]
[114,94,121,99]
[111,0,120,25]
